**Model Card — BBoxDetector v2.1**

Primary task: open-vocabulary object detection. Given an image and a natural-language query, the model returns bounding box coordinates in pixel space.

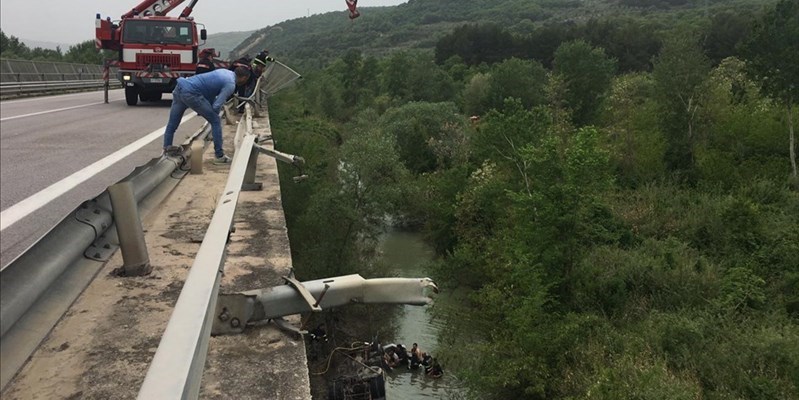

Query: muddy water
[379,231,466,400]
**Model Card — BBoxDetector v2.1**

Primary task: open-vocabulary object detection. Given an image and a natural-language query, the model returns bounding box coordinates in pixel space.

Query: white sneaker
[213,154,232,165]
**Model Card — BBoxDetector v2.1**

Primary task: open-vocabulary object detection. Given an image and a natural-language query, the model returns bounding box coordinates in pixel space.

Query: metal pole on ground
[108,181,151,276]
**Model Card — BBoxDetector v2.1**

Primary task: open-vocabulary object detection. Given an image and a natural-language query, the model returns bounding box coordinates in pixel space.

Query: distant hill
[201,30,254,59]
[231,0,776,67]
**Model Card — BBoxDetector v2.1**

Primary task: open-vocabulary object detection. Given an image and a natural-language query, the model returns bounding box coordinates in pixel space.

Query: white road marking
[0,112,198,232]
[0,100,124,122]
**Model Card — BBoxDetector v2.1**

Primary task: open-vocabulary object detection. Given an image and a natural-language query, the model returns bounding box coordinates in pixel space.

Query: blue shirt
[179,69,236,112]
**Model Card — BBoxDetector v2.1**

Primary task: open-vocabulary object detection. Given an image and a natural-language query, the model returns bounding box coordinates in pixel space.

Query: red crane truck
[95,0,207,105]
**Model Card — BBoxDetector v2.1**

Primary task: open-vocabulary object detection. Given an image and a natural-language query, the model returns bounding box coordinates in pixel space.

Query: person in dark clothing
[251,49,275,77]
[228,55,254,100]
[308,323,328,361]
[309,324,328,342]
[195,48,217,75]
[237,50,275,99]
[421,352,432,368]
[395,344,409,365]
[426,358,443,378]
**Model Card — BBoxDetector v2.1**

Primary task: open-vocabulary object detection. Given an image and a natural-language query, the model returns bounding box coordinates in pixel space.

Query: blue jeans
[163,79,225,158]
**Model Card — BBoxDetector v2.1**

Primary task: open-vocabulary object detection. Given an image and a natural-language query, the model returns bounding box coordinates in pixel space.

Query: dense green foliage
[265,0,798,398]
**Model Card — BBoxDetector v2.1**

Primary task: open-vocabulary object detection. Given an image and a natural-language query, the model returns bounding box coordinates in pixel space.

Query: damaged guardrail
[139,86,436,398]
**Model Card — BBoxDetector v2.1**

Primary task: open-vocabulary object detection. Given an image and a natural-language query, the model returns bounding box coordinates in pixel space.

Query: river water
[378,231,467,400]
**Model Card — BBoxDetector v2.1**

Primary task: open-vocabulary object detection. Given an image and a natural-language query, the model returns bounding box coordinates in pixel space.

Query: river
[378,230,467,400]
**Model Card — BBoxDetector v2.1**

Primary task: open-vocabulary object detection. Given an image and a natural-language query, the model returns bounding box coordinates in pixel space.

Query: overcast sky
[1,0,408,45]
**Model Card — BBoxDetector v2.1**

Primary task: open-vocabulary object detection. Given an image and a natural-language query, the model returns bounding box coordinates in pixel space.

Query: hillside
[231,0,775,67]
[201,30,254,59]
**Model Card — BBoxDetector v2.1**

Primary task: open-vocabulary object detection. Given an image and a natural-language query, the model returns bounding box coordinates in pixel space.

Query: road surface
[0,89,204,268]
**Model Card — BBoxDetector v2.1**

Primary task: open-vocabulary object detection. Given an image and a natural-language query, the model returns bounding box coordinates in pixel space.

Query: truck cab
[95,0,206,105]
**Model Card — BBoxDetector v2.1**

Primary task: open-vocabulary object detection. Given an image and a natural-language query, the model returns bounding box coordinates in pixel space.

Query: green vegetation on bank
[269,0,798,398]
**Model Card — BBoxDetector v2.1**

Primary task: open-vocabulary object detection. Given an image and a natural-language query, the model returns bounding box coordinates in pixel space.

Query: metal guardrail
[0,120,213,391]
[0,59,117,98]
[0,59,105,82]
[0,80,121,98]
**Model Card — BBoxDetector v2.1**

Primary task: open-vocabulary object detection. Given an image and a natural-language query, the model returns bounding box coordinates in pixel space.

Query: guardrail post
[108,181,151,276]
[103,61,110,104]
[242,147,261,191]
[191,141,204,175]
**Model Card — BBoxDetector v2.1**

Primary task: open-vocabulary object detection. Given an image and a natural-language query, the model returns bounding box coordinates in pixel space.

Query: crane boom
[120,0,195,19]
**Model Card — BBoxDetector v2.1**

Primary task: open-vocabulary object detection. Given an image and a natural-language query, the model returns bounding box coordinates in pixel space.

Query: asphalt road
[0,89,204,268]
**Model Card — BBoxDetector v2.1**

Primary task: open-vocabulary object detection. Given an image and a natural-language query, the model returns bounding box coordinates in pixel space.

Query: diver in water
[426,358,443,378]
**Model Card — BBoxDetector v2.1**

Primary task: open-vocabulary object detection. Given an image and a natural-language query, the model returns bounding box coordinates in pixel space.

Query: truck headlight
[123,75,131,81]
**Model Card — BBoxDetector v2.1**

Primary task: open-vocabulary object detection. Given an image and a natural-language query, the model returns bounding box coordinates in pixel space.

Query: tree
[382,51,411,101]
[64,40,105,64]
[652,34,711,180]
[340,49,363,108]
[702,12,752,66]
[581,18,661,72]
[486,58,548,112]
[379,102,466,174]
[406,59,457,103]
[603,73,665,185]
[553,40,617,126]
[742,0,799,183]
[0,30,31,59]
[434,24,516,66]
[463,72,491,116]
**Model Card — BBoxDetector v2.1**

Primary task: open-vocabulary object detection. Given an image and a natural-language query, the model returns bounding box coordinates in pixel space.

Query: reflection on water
[378,231,466,400]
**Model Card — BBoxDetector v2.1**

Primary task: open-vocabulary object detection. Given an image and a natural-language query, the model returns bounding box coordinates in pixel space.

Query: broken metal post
[108,181,151,276]
[212,274,438,335]
[254,144,308,182]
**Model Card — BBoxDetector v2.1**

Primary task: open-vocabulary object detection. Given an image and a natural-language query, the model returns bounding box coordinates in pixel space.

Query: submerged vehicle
[327,342,386,400]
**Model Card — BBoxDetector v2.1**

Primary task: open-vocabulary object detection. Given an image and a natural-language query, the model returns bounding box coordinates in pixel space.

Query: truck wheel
[125,86,139,106]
